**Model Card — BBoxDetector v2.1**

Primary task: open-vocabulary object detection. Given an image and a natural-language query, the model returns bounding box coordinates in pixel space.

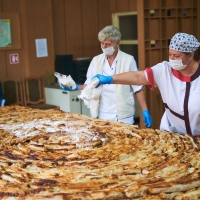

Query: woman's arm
[112,71,149,86]
[135,89,148,110]
[135,89,152,127]
[93,70,150,88]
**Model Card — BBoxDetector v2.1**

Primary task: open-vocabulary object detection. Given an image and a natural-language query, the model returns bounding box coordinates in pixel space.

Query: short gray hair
[98,25,121,42]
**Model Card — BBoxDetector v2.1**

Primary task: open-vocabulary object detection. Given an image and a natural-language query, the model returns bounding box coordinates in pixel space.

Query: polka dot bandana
[169,32,200,52]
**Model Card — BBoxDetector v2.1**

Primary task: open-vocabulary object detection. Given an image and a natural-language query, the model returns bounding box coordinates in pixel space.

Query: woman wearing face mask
[93,32,200,137]
[60,25,152,127]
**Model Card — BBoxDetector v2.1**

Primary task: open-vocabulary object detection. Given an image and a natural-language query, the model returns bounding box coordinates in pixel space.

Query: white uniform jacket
[85,50,143,122]
[145,61,200,136]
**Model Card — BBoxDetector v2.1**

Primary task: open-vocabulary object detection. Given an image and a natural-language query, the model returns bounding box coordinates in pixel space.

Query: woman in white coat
[93,32,200,137]
[60,25,152,127]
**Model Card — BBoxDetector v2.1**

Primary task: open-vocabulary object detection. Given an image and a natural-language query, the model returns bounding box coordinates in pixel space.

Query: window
[112,11,138,64]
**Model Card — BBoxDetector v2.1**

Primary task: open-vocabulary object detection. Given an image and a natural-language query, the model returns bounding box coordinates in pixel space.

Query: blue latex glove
[59,83,79,91]
[0,83,5,107]
[142,110,152,127]
[92,74,113,88]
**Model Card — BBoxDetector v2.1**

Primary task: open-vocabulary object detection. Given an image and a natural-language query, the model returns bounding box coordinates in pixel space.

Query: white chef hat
[169,32,200,53]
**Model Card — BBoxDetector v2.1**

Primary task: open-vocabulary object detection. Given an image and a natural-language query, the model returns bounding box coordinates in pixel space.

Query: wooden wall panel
[193,17,198,37]
[25,0,54,76]
[181,0,191,7]
[0,0,6,78]
[1,0,24,79]
[144,0,159,9]
[0,52,6,79]
[109,0,117,13]
[198,0,200,39]
[0,0,2,11]
[1,0,20,11]
[116,0,129,12]
[165,0,176,8]
[148,0,160,9]
[137,0,146,128]
[129,0,137,11]
[53,0,112,59]
[52,0,67,55]
[81,0,99,58]
[146,87,164,129]
[151,88,164,129]
[97,0,112,30]
[65,0,83,58]
[19,0,30,77]
[144,19,150,40]
[181,17,193,34]
[149,19,160,39]
[150,49,160,67]
[109,0,136,13]
[137,1,145,70]
[166,18,177,38]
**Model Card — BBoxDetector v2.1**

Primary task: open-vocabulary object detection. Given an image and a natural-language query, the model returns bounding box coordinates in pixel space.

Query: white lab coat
[145,61,200,136]
[85,50,143,124]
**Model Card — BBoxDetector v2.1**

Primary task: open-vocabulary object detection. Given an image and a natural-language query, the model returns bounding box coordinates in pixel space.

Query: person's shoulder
[119,50,133,58]
[92,53,105,61]
[119,50,134,59]
[153,60,170,67]
[152,61,171,72]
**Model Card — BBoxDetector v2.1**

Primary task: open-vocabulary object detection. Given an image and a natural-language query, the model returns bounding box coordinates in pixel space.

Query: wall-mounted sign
[35,38,48,57]
[0,12,21,50]
[9,53,19,64]
[0,19,12,47]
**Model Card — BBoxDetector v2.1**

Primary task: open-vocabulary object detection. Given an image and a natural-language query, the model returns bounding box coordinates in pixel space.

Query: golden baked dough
[0,105,199,200]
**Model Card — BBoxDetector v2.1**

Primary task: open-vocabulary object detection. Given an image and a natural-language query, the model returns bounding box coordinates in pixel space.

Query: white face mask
[101,44,116,55]
[169,55,190,71]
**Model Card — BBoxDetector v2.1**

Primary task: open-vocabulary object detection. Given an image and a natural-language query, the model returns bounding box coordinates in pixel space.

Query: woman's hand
[59,83,79,91]
[92,74,113,88]
[142,110,152,127]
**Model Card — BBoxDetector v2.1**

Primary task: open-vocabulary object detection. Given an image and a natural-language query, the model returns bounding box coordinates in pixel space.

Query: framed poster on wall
[0,12,21,50]
[0,19,12,47]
